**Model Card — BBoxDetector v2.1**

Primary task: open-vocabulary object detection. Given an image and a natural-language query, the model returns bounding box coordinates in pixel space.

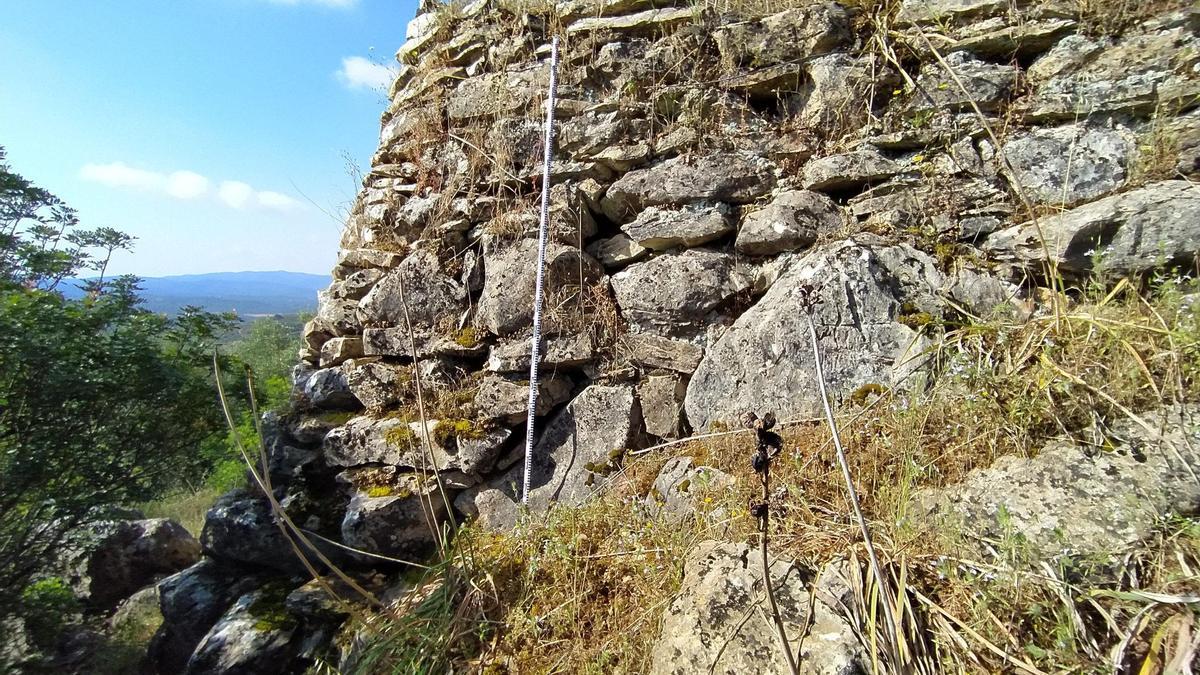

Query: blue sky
[0,0,418,277]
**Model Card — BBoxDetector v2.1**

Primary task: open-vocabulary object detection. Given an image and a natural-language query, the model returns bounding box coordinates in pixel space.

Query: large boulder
[611,248,753,337]
[910,407,1200,563]
[476,240,603,336]
[685,239,944,431]
[200,491,311,575]
[984,180,1200,275]
[601,153,776,222]
[736,190,841,255]
[57,517,201,611]
[148,559,266,674]
[649,541,862,675]
[460,385,641,529]
[1000,124,1133,206]
[185,587,302,675]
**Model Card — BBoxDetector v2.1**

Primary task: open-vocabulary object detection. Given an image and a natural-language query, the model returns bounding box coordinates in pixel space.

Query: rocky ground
[14,0,1200,672]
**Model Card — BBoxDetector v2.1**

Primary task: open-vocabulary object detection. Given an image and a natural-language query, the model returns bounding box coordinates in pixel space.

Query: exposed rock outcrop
[649,541,862,675]
[911,406,1200,563]
[56,516,201,612]
[686,239,943,431]
[986,180,1200,274]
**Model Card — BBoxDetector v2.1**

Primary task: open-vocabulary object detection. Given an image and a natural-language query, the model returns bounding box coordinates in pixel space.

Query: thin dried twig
[801,307,899,652]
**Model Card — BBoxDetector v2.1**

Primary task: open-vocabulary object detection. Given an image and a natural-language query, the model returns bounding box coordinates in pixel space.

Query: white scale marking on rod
[522,36,560,506]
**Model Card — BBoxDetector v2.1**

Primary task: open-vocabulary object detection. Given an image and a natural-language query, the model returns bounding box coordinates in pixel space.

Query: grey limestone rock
[315,291,361,337]
[474,374,574,423]
[319,337,364,368]
[341,474,454,560]
[486,333,597,373]
[985,180,1200,274]
[611,248,753,337]
[57,518,201,612]
[910,407,1200,563]
[601,153,776,222]
[644,457,735,520]
[637,372,689,439]
[910,51,1017,113]
[200,492,310,575]
[587,233,650,268]
[344,360,412,412]
[447,67,548,122]
[802,149,903,192]
[185,588,301,675]
[1024,18,1200,121]
[895,0,1007,26]
[621,203,734,251]
[713,3,850,69]
[148,560,267,674]
[1001,124,1133,206]
[685,239,944,431]
[649,540,862,675]
[302,367,360,411]
[461,385,641,530]
[477,239,602,336]
[736,190,841,255]
[794,53,879,130]
[623,333,705,374]
[566,6,693,36]
[357,249,467,329]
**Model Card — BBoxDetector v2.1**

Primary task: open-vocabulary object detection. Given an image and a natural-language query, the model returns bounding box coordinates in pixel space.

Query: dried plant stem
[802,313,900,651]
[759,459,799,675]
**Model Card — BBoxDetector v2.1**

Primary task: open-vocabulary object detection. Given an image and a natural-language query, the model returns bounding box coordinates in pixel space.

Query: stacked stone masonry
[153,0,1200,671]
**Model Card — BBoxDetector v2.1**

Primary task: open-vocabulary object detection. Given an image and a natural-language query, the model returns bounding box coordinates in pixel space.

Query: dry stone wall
[153,0,1200,670]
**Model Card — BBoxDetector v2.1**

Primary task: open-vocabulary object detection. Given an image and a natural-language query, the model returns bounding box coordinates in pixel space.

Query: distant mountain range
[63,271,331,316]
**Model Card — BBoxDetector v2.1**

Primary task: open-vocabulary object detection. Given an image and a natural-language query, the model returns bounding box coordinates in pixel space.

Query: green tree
[0,146,237,604]
[228,315,301,408]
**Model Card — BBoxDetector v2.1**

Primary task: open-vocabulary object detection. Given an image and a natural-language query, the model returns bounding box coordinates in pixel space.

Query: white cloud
[218,180,255,208]
[337,56,396,91]
[79,162,165,192]
[257,190,302,211]
[82,162,302,212]
[165,171,210,199]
